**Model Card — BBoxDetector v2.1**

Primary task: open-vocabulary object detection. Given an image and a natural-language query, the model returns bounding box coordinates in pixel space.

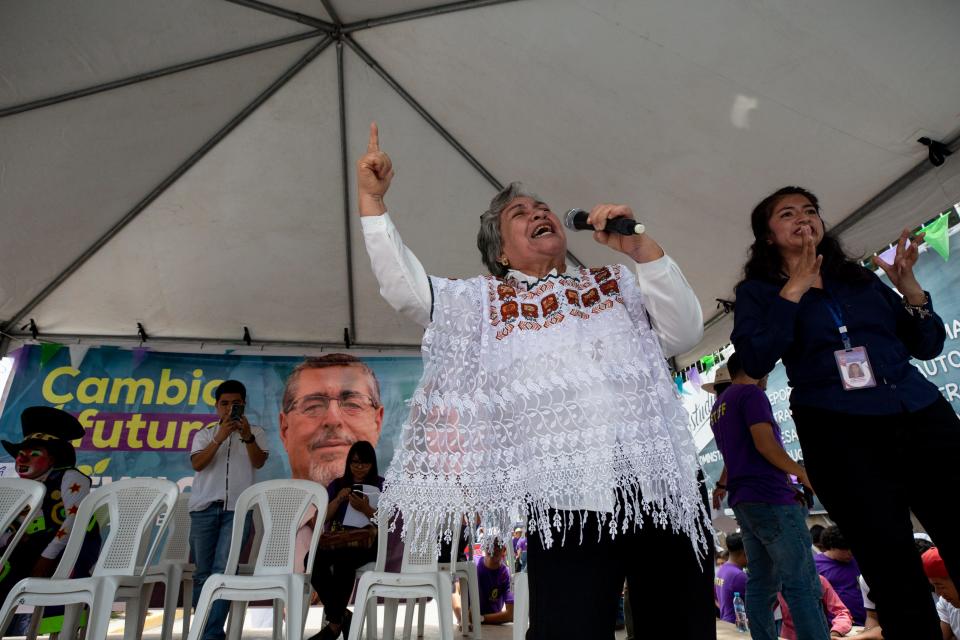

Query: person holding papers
[309,441,383,640]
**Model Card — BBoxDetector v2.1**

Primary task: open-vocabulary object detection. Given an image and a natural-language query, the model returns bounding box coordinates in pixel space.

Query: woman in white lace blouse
[357,123,715,639]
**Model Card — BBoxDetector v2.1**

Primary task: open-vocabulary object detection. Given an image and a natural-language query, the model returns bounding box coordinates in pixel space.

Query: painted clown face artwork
[15,445,54,479]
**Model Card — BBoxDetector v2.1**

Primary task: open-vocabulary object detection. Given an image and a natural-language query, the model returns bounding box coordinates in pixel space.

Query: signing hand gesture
[780,226,823,303]
[588,204,664,263]
[873,228,927,304]
[357,122,393,216]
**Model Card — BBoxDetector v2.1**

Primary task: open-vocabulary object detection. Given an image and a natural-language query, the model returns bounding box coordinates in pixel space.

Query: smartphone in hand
[229,403,244,421]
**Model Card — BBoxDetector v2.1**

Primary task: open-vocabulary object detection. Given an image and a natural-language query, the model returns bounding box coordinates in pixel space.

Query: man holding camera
[189,380,269,640]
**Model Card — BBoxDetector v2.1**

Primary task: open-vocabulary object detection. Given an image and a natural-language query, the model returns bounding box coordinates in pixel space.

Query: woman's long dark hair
[741,186,872,286]
[340,440,379,485]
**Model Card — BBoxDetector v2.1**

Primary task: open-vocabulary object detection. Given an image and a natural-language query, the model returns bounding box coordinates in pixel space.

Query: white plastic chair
[404,524,481,639]
[0,477,179,640]
[511,572,529,640]
[187,479,328,640]
[138,494,194,640]
[0,478,46,572]
[350,512,457,640]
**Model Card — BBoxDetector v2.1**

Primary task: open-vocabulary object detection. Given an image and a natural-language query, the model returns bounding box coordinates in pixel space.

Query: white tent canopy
[2,0,959,365]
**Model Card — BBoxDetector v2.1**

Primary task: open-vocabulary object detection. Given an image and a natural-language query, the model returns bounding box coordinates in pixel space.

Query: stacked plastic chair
[0,477,179,640]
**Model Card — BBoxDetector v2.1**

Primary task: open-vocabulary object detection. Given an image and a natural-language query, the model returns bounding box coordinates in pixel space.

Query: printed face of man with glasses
[280,356,384,486]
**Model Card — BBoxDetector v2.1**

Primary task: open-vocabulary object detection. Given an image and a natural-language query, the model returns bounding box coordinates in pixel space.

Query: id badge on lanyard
[825,297,876,391]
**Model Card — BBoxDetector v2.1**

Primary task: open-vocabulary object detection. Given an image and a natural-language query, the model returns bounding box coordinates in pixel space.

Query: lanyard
[824,298,853,350]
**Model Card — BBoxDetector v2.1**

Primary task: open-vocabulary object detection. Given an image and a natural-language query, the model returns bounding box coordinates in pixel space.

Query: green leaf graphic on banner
[923,213,950,261]
[39,343,63,367]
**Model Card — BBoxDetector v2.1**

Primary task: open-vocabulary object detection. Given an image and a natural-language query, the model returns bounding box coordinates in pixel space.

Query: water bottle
[733,592,748,633]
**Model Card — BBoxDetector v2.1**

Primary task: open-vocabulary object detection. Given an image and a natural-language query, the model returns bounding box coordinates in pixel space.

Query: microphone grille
[563,208,586,230]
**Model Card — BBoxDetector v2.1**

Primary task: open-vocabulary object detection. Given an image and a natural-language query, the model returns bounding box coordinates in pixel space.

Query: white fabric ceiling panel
[351,0,952,324]
[0,37,322,323]
[0,0,311,107]
[263,0,333,22]
[334,0,456,24]
[28,44,346,341]
[343,47,496,345]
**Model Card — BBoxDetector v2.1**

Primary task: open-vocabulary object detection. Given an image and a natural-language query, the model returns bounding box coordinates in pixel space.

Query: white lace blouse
[362,212,709,552]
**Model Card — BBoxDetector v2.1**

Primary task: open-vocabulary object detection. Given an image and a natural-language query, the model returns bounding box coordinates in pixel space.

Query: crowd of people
[0,127,958,640]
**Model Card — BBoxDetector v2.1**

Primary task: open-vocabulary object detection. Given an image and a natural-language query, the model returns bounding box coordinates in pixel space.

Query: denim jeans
[732,502,829,640]
[190,502,234,640]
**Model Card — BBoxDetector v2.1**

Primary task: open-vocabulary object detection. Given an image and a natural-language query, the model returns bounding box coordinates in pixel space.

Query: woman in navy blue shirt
[732,186,960,640]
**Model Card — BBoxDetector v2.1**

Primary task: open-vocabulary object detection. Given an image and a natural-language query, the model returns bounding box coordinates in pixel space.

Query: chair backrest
[224,479,328,577]
[53,478,179,579]
[156,494,192,564]
[399,513,462,575]
[0,478,46,571]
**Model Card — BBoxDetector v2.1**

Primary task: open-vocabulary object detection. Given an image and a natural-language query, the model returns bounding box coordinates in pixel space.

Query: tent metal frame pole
[343,35,584,269]
[831,132,960,236]
[0,332,422,354]
[223,0,336,31]
[0,36,335,336]
[342,0,520,33]
[337,39,357,342]
[320,0,342,26]
[0,30,324,119]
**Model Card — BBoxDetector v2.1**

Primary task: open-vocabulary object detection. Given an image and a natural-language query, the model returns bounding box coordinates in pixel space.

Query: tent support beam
[320,0,342,25]
[223,0,336,31]
[343,35,584,268]
[831,132,960,236]
[0,332,421,354]
[336,40,357,342]
[342,0,521,33]
[0,36,335,337]
[0,30,325,119]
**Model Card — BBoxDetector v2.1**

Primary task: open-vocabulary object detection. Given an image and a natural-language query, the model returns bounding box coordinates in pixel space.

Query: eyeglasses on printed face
[288,392,378,417]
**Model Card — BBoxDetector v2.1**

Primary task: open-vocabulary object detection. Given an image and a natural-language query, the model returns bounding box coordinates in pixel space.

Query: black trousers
[793,395,960,640]
[310,542,376,625]
[525,486,716,640]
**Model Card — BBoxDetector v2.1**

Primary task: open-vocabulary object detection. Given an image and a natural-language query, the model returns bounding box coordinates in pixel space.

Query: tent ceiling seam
[0,36,335,336]
[223,0,335,31]
[342,34,584,269]
[0,30,325,119]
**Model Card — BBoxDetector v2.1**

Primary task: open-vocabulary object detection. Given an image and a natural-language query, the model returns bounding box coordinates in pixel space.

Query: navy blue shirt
[732,270,945,415]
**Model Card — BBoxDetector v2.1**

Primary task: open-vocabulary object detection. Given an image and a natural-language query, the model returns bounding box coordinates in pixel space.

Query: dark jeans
[525,495,715,639]
[310,542,377,625]
[793,395,960,640]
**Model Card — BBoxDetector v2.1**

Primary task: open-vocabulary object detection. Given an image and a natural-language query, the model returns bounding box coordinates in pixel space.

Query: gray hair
[477,181,541,277]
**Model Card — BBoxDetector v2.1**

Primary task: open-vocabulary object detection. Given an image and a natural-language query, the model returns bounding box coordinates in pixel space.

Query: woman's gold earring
[500,256,509,266]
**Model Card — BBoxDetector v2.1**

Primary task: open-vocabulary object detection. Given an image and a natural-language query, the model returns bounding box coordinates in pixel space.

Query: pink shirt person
[778,575,852,639]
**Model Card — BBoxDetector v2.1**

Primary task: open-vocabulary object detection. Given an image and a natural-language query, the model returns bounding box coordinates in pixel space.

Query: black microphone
[563,208,645,236]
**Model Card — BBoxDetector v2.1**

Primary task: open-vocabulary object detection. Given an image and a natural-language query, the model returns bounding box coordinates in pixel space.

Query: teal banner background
[0,347,423,489]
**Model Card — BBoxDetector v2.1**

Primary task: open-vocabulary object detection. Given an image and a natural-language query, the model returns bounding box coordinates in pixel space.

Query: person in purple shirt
[476,537,515,623]
[715,532,749,623]
[710,353,829,640]
[815,526,866,625]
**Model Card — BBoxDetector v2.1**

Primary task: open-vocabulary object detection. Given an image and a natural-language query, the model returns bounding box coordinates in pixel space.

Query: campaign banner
[691,226,960,512]
[0,347,424,490]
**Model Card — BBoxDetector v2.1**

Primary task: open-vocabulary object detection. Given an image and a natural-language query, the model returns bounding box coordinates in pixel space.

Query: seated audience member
[816,526,866,625]
[858,533,936,640]
[810,524,827,553]
[476,534,515,624]
[922,547,960,640]
[715,532,748,623]
[309,441,382,640]
[778,575,852,639]
[0,407,101,635]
